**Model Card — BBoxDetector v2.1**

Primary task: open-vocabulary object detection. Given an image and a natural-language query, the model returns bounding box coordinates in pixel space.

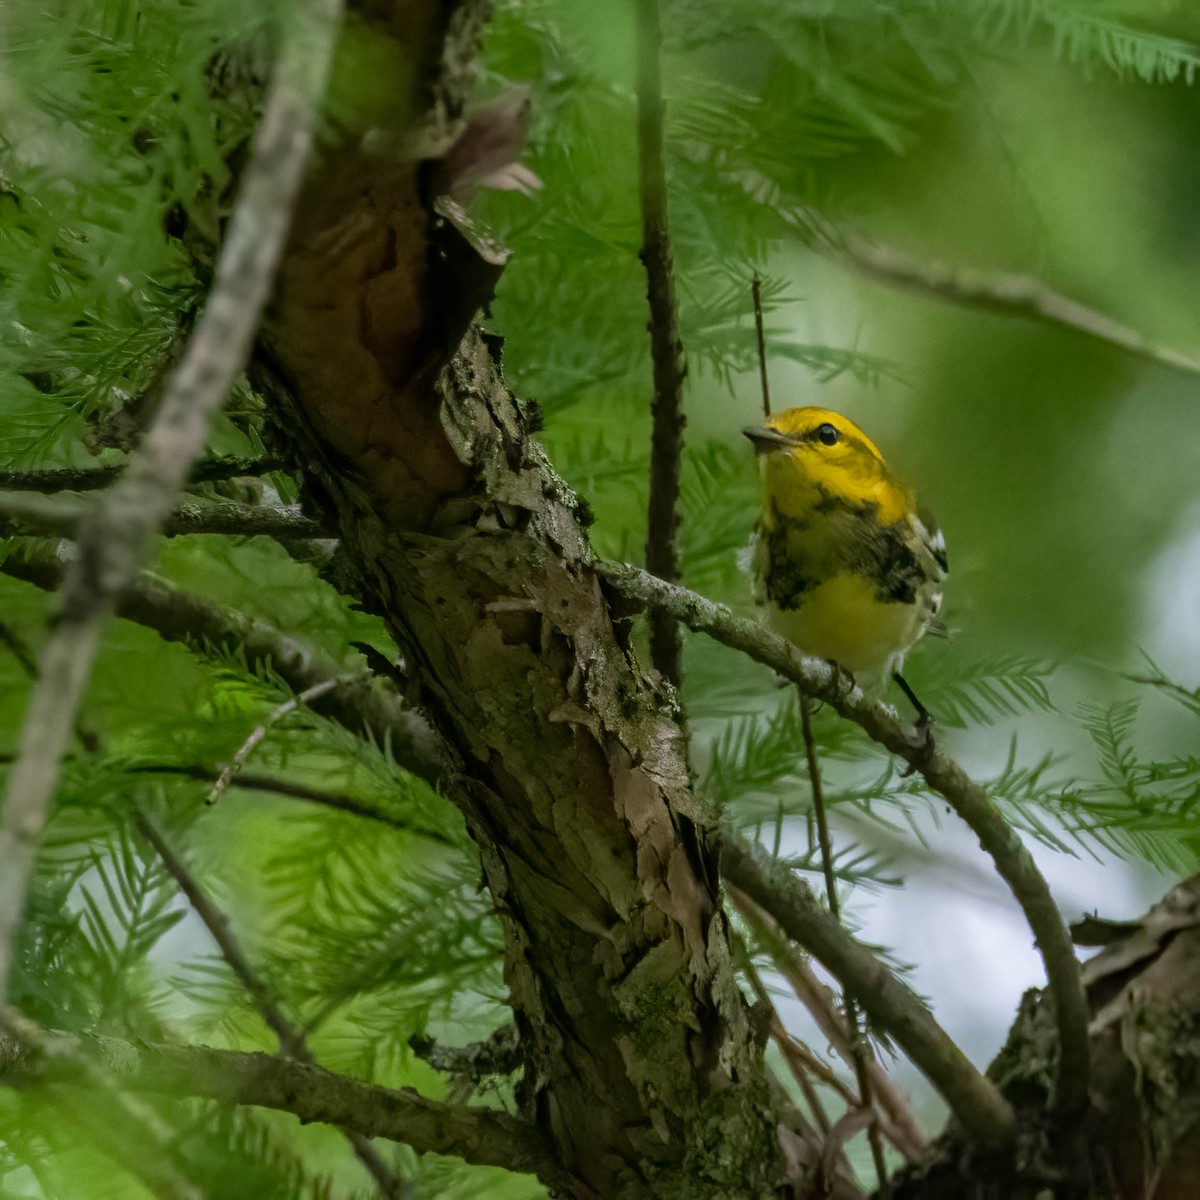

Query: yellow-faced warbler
[743,406,947,720]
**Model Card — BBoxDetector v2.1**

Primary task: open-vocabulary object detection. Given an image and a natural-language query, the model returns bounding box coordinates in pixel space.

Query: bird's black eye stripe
[815,423,841,446]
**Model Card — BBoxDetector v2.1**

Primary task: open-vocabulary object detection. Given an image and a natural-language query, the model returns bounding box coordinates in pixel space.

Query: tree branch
[831,231,1200,378]
[731,886,928,1164]
[0,1030,559,1184]
[0,0,344,1003]
[0,454,288,494]
[0,1009,208,1200]
[0,552,452,791]
[635,0,688,693]
[796,691,891,1191]
[134,813,410,1198]
[721,835,1017,1152]
[0,491,331,541]
[206,677,347,804]
[125,763,455,842]
[408,1026,521,1084]
[605,563,1090,1119]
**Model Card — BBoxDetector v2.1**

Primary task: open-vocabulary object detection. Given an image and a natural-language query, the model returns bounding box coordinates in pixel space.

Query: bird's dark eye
[816,423,841,446]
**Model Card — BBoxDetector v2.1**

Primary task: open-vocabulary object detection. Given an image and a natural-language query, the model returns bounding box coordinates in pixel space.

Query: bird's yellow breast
[766,571,926,679]
[744,406,947,688]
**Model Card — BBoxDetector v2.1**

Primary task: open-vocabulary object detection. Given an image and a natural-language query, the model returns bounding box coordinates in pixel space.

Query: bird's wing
[915,505,948,578]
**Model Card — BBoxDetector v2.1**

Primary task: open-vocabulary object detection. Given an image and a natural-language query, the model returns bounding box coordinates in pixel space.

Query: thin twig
[0,454,288,494]
[206,677,345,804]
[732,885,928,1165]
[751,273,772,419]
[635,0,688,694]
[0,1007,208,1199]
[0,0,344,1004]
[126,763,455,842]
[722,835,1017,1151]
[0,1029,560,1185]
[134,813,411,1197]
[831,231,1200,379]
[605,562,1090,1119]
[798,693,890,1194]
[0,621,38,680]
[735,931,832,1134]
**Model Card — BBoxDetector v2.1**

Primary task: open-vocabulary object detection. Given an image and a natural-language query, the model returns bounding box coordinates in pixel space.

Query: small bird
[743,406,947,719]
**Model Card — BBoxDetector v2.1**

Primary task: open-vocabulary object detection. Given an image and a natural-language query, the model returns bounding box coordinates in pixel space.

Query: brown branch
[134,814,410,1197]
[0,621,39,680]
[0,491,331,541]
[635,0,688,693]
[0,1008,208,1200]
[0,1030,559,1185]
[134,815,307,1058]
[0,553,452,791]
[831,231,1200,378]
[605,563,1090,1119]
[797,692,891,1191]
[722,835,1017,1151]
[735,931,832,1135]
[0,454,288,494]
[408,1026,521,1083]
[0,0,344,1004]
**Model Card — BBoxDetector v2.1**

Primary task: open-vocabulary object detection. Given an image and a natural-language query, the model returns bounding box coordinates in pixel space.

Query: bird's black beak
[742,426,794,454]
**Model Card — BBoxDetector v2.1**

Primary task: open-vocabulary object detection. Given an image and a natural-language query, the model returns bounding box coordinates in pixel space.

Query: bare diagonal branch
[731,886,928,1163]
[0,0,344,1004]
[134,814,410,1197]
[722,836,1017,1151]
[831,231,1200,378]
[0,1030,560,1184]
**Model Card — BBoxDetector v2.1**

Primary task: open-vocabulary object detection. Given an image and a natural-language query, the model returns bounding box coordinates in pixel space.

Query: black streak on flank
[762,492,930,612]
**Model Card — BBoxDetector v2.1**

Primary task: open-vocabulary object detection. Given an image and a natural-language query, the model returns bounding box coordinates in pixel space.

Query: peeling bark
[256,5,781,1197]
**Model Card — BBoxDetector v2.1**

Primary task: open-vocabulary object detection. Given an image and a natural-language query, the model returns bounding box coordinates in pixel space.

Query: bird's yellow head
[743,406,911,525]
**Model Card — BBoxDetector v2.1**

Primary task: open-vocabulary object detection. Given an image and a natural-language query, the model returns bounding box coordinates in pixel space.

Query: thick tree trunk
[256,6,781,1197]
